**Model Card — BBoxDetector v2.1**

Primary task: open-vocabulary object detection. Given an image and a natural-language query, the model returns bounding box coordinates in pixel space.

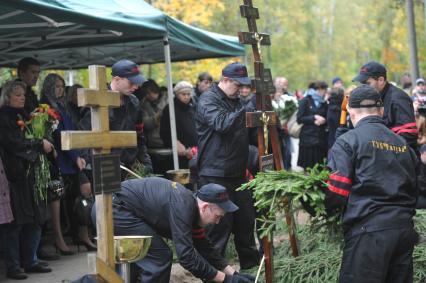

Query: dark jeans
[91,200,172,283]
[339,225,417,283]
[2,222,41,273]
[198,176,259,268]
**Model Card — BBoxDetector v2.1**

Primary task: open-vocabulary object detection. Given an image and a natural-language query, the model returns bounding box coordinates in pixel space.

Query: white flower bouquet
[272,94,298,124]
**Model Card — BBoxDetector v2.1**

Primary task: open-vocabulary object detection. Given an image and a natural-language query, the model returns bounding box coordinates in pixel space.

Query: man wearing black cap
[353,61,417,150]
[80,59,153,173]
[195,62,260,270]
[105,177,254,283]
[325,85,418,283]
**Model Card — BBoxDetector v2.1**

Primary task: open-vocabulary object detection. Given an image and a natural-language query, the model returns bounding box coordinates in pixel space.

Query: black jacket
[160,97,197,168]
[327,94,343,149]
[114,177,228,281]
[326,115,417,233]
[0,106,43,225]
[18,79,39,115]
[195,84,248,178]
[297,96,327,147]
[80,93,152,171]
[380,83,417,150]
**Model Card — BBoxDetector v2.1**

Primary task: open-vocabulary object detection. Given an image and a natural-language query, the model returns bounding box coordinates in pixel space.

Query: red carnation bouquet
[18,104,61,202]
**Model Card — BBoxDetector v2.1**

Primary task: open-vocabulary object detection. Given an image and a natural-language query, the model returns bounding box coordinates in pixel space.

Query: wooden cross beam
[239,1,299,282]
[61,65,137,283]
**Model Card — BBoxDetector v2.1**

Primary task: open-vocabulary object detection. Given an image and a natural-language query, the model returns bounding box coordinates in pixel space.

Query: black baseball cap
[348,85,383,108]
[352,61,387,83]
[222,62,251,86]
[112,59,146,86]
[196,184,239,212]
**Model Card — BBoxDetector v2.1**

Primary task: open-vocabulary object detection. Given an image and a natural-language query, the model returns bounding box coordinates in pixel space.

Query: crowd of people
[0,56,425,283]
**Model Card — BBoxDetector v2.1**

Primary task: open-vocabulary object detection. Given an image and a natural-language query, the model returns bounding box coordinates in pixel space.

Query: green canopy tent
[0,0,244,67]
[0,0,245,169]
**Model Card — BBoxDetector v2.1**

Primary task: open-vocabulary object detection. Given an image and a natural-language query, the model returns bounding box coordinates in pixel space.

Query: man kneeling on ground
[93,177,255,283]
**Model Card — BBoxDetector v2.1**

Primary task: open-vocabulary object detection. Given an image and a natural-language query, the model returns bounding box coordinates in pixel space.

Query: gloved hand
[335,127,350,140]
[224,272,255,283]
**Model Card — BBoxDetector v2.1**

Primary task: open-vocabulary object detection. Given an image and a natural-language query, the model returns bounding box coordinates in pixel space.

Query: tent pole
[67,69,74,86]
[164,35,179,170]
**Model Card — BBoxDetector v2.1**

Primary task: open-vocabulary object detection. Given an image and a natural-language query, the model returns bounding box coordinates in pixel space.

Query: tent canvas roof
[0,0,244,68]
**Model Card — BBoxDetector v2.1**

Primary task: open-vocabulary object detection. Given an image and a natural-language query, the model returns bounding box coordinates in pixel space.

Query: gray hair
[0,80,26,107]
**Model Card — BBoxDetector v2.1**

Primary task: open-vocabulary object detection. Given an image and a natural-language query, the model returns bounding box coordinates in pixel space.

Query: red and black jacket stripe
[327,173,352,197]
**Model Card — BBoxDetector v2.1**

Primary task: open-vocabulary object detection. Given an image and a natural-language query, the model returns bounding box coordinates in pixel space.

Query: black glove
[224,272,254,283]
[335,127,350,140]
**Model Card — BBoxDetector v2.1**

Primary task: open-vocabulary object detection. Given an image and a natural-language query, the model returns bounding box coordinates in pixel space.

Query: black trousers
[92,202,172,283]
[339,225,417,283]
[198,176,260,269]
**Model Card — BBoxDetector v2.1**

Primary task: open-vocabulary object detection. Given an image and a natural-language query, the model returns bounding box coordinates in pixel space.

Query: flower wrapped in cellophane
[20,104,60,202]
[272,94,298,125]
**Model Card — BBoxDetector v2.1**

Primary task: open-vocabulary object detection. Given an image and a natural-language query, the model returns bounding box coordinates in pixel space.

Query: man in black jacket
[353,61,417,150]
[326,85,418,283]
[106,177,254,283]
[80,59,152,174]
[17,57,41,114]
[195,62,259,269]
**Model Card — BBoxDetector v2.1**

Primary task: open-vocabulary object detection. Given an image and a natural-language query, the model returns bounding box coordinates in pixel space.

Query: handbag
[287,111,303,138]
[47,177,65,201]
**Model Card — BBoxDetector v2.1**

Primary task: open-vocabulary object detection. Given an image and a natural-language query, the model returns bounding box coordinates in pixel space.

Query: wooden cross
[61,65,137,283]
[239,1,299,282]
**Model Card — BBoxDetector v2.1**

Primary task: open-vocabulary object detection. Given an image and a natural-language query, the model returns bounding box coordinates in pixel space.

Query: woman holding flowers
[0,80,54,279]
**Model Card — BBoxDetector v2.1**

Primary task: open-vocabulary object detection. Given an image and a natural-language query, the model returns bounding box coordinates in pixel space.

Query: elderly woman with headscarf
[160,81,197,169]
[39,74,93,255]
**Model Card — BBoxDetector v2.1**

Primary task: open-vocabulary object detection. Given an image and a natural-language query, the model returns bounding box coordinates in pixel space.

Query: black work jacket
[160,97,197,168]
[0,106,43,225]
[297,96,327,147]
[113,177,228,281]
[80,93,152,170]
[195,84,248,178]
[326,116,417,233]
[380,83,417,150]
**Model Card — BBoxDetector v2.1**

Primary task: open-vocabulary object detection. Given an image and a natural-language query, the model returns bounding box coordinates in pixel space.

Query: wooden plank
[96,257,123,283]
[61,131,137,150]
[89,65,107,90]
[77,89,121,108]
[246,111,278,128]
[238,32,271,46]
[240,5,259,19]
[96,194,120,281]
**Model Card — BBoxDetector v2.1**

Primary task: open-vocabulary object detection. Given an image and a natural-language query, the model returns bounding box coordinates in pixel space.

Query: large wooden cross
[61,65,137,283]
[239,1,299,282]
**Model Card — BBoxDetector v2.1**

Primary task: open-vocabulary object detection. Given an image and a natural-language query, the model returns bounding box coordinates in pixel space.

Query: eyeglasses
[230,79,241,87]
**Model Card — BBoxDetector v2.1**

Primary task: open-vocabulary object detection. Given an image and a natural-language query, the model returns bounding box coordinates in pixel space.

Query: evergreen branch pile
[239,164,330,237]
[239,167,426,283]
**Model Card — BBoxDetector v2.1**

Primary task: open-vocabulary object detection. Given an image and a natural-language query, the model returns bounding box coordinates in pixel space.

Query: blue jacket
[53,104,81,175]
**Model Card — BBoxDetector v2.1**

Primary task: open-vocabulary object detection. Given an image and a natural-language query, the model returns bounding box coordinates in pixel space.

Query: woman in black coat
[160,81,197,169]
[0,81,54,279]
[297,81,328,170]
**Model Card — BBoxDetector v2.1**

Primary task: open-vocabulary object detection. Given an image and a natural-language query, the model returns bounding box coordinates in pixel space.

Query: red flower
[47,108,61,120]
[17,120,25,131]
